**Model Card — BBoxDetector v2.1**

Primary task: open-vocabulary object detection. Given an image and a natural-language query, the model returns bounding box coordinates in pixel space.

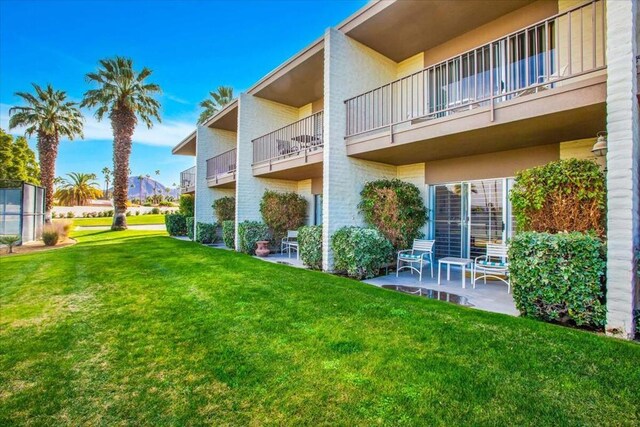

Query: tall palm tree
[8,84,84,222]
[137,174,145,205]
[54,172,102,206]
[81,57,161,230]
[101,166,111,199]
[197,86,234,125]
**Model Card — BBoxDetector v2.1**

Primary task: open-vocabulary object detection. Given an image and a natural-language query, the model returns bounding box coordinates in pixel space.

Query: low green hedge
[509,231,606,329]
[222,220,235,249]
[237,221,270,255]
[299,225,322,270]
[165,213,187,236]
[186,217,195,241]
[195,222,217,244]
[331,226,394,279]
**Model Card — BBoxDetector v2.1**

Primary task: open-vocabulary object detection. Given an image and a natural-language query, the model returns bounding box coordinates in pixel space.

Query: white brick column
[322,28,398,271]
[605,0,639,338]
[235,93,300,250]
[194,126,237,226]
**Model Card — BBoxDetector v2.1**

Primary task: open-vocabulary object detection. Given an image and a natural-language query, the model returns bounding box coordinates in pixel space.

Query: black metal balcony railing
[345,0,606,137]
[180,166,196,192]
[253,111,324,165]
[206,148,237,181]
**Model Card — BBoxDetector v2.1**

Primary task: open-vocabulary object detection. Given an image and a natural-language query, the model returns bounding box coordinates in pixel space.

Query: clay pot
[255,240,270,257]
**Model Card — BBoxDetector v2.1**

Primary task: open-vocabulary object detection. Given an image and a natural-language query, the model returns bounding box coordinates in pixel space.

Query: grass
[60,214,167,227]
[1,230,638,425]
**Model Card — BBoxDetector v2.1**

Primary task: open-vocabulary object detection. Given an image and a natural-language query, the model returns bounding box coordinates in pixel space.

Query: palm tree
[137,174,145,205]
[8,84,84,222]
[81,57,161,230]
[54,172,102,206]
[197,86,234,125]
[101,166,111,199]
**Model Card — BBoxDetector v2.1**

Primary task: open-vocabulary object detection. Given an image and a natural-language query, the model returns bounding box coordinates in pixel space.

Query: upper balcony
[344,0,607,164]
[252,111,324,180]
[206,148,237,188]
[180,166,196,194]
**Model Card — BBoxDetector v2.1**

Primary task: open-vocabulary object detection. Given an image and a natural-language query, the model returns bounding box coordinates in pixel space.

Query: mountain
[110,177,180,200]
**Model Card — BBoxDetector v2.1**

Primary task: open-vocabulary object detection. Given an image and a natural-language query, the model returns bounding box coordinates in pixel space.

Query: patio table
[437,257,473,289]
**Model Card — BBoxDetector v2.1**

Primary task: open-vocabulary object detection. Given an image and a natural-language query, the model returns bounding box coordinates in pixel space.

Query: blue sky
[0,0,365,187]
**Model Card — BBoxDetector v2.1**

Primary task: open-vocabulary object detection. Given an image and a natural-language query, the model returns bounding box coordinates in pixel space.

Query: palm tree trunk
[110,106,136,230]
[37,132,58,223]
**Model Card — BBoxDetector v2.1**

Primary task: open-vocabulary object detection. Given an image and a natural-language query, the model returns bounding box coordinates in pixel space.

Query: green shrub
[237,221,270,255]
[260,191,307,245]
[331,226,394,279]
[151,207,160,214]
[165,213,187,236]
[186,217,195,240]
[125,211,131,217]
[0,234,21,253]
[42,226,59,246]
[222,220,235,249]
[159,201,172,207]
[213,197,235,224]
[195,222,217,244]
[298,225,322,270]
[66,212,74,218]
[509,231,606,329]
[510,159,605,236]
[359,179,427,250]
[179,194,195,217]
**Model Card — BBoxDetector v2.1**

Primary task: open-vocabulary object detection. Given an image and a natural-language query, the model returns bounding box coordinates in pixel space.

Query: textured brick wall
[323,28,399,270]
[605,0,639,338]
[194,127,237,226]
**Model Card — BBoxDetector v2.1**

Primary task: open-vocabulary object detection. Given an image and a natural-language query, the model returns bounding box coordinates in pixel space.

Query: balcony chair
[277,140,299,157]
[472,243,510,293]
[281,230,299,259]
[396,239,435,281]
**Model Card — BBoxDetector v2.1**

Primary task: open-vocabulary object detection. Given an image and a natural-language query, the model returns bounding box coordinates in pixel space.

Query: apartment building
[173,0,639,338]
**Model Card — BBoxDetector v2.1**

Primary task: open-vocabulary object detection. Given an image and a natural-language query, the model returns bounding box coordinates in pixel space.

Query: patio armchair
[396,239,435,281]
[281,230,299,258]
[472,243,510,292]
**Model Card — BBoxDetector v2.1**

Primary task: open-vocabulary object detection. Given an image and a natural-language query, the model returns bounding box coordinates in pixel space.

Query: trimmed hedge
[165,213,187,236]
[359,179,427,250]
[299,225,322,270]
[195,222,217,244]
[222,220,235,249]
[237,221,270,255]
[331,226,394,280]
[213,197,235,224]
[509,232,606,329]
[179,194,195,217]
[260,190,307,245]
[186,217,195,241]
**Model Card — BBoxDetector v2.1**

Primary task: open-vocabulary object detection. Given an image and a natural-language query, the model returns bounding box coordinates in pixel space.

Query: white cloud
[1,103,194,147]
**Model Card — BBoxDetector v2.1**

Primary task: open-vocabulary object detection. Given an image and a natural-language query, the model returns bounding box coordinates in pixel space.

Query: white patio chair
[472,243,510,293]
[396,239,435,281]
[281,230,299,258]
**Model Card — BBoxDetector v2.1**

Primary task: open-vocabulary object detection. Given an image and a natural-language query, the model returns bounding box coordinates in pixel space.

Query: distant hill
[110,177,180,200]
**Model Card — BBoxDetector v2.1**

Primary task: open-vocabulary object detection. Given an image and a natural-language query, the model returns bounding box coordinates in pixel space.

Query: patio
[365,266,518,316]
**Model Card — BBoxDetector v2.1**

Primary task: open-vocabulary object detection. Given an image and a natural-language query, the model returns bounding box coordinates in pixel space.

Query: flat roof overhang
[346,73,607,164]
[249,40,324,108]
[202,100,238,132]
[172,131,196,156]
[339,0,538,62]
[252,151,323,180]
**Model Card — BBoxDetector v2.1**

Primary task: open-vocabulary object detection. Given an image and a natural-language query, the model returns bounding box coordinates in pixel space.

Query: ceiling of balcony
[204,100,238,132]
[341,0,538,62]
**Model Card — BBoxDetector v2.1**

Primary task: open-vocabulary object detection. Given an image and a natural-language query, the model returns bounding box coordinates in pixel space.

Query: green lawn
[62,213,167,227]
[1,230,638,425]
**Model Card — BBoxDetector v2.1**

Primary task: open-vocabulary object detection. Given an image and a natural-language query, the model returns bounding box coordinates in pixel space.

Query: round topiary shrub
[213,197,235,224]
[298,225,322,270]
[510,158,605,236]
[331,226,394,279]
[222,220,235,249]
[509,231,606,329]
[259,190,307,245]
[358,179,427,250]
[237,220,270,255]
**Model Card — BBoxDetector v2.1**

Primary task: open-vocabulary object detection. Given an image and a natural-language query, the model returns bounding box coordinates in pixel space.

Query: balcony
[345,0,607,164]
[180,166,196,194]
[206,148,237,188]
[252,111,324,180]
